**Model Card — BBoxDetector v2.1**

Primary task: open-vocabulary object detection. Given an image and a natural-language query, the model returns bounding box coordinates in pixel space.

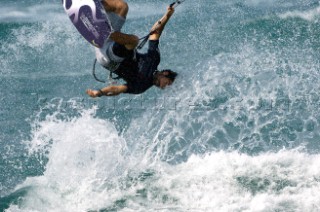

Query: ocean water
[1,0,320,211]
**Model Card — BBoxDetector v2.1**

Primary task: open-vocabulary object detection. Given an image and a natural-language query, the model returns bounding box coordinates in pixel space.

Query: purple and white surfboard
[62,0,112,48]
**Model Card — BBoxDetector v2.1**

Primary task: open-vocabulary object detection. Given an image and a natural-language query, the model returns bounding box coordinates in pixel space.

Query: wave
[0,4,66,23]
[4,106,320,211]
[2,1,320,211]
[278,6,320,21]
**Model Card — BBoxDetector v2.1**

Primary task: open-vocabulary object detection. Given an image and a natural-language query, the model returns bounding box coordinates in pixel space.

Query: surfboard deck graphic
[62,0,112,48]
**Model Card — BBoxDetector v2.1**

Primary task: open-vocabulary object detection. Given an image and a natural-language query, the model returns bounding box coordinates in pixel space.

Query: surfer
[86,1,177,97]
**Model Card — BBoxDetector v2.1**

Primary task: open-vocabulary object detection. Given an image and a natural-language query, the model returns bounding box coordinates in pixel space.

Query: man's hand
[166,6,175,17]
[86,85,128,98]
[86,89,102,98]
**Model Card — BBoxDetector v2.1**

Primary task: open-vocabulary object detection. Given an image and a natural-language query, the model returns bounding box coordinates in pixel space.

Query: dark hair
[161,69,178,81]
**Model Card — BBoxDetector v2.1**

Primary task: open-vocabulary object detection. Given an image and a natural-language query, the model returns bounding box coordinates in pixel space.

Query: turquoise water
[1,0,320,211]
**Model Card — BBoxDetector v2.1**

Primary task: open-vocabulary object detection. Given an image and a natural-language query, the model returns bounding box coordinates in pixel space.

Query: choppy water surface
[1,0,320,211]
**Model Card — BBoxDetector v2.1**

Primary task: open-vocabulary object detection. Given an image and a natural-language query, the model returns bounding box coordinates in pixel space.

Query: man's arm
[149,6,175,41]
[86,85,128,97]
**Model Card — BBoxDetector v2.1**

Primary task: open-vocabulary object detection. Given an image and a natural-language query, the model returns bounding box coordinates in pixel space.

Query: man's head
[154,69,178,89]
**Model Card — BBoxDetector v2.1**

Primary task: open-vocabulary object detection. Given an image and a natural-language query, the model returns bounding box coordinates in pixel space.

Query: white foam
[9,108,131,211]
[278,6,320,21]
[0,20,89,77]
[8,121,320,212]
[152,151,320,211]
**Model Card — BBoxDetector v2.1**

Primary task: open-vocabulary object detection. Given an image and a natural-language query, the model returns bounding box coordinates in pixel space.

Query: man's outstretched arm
[149,6,175,41]
[86,85,128,97]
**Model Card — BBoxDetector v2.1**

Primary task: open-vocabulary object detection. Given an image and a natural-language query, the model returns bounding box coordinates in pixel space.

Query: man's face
[155,71,174,89]
[158,76,173,89]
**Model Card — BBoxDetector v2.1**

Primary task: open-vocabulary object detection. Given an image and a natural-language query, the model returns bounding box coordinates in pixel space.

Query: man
[86,0,177,97]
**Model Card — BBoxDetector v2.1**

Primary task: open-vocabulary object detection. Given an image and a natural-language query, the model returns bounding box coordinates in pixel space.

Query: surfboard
[62,0,112,48]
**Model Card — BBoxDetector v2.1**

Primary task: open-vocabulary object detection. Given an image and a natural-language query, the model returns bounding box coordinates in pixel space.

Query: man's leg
[101,0,128,18]
[102,0,138,50]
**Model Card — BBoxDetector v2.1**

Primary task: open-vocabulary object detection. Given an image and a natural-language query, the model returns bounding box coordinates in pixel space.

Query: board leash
[92,59,106,83]
[92,59,119,83]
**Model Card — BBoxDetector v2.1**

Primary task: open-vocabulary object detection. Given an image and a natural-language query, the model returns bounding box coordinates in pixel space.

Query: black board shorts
[112,40,160,61]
